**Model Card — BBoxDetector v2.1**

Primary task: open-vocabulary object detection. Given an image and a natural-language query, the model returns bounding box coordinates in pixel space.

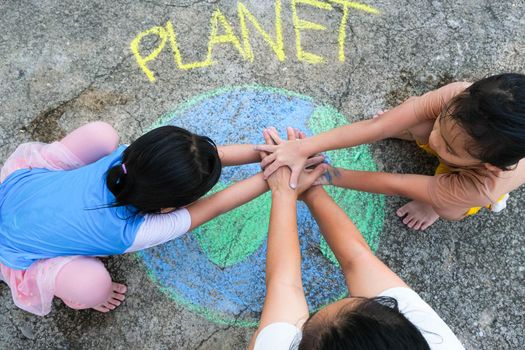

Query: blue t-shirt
[0,146,145,270]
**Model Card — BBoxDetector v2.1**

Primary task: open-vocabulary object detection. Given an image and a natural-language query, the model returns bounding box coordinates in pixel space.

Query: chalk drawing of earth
[138,85,385,326]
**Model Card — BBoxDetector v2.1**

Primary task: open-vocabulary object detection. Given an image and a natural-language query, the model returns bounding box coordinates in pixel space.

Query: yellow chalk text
[292,0,333,64]
[238,0,285,62]
[131,0,379,82]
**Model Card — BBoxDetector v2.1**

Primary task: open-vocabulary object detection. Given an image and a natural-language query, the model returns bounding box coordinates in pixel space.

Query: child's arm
[186,172,268,230]
[303,186,408,297]
[248,128,327,350]
[257,82,470,188]
[321,167,434,205]
[248,182,309,350]
[257,99,423,187]
[217,144,260,166]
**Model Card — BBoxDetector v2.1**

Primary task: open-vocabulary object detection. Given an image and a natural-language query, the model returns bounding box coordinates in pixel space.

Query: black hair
[106,125,221,214]
[444,73,525,170]
[296,296,431,350]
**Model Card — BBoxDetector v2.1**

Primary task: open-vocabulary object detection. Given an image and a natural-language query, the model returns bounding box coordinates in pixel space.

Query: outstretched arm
[303,187,408,297]
[257,82,472,188]
[320,167,434,205]
[257,185,308,328]
[186,172,267,230]
[188,132,326,231]
[248,128,327,350]
[217,144,260,166]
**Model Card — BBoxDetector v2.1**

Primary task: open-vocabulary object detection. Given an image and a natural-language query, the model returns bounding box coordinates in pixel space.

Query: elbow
[339,241,372,273]
[265,277,304,294]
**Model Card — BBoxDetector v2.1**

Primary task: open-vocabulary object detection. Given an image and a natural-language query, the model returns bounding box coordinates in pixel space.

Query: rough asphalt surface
[1,0,524,349]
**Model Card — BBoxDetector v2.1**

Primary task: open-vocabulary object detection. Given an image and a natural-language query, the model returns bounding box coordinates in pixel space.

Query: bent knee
[55,257,112,309]
[85,121,120,153]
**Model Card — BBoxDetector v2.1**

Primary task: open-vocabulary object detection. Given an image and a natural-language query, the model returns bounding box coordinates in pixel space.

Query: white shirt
[254,287,464,350]
[125,208,192,252]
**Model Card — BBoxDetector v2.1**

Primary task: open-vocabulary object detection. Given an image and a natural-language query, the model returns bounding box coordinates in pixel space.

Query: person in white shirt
[249,127,464,350]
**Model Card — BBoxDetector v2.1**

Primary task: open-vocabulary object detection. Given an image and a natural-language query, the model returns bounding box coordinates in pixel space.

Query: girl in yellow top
[256,73,525,230]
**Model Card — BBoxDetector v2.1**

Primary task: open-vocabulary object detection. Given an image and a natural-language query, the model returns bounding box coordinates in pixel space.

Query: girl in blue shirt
[0,121,282,316]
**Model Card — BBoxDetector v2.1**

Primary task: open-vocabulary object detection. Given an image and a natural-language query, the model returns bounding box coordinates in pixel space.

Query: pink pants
[0,122,120,315]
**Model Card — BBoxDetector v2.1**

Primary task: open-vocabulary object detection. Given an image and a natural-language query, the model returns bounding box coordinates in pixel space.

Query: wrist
[271,187,297,199]
[303,187,326,204]
[325,166,343,186]
[300,138,316,157]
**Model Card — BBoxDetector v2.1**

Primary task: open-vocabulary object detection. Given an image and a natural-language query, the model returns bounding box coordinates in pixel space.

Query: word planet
[130,0,379,81]
[138,85,385,326]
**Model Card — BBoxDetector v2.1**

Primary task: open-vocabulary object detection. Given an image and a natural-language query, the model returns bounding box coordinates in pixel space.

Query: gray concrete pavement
[1,0,524,349]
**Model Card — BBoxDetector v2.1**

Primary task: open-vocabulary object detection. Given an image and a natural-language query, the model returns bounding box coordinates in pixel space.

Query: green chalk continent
[194,185,271,268]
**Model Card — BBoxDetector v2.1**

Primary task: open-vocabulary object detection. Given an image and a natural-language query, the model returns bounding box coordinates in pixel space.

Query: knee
[55,257,112,310]
[85,121,120,153]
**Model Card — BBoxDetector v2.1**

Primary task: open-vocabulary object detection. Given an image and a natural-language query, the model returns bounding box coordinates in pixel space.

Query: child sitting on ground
[257,73,525,230]
[0,122,267,315]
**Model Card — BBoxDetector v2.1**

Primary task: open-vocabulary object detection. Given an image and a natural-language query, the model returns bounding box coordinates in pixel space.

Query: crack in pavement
[194,305,251,349]
[336,57,364,111]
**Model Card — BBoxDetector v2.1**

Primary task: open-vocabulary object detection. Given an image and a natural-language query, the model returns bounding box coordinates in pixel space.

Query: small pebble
[19,325,35,340]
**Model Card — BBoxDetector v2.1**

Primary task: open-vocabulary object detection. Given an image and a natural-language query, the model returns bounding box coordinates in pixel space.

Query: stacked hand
[259,127,327,197]
[256,127,315,189]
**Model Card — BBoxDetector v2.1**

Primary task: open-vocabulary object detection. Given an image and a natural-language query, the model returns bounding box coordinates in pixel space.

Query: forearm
[304,118,381,155]
[327,168,433,204]
[304,189,408,295]
[303,98,422,155]
[187,173,268,230]
[217,144,260,166]
[330,168,402,195]
[266,191,302,287]
[304,190,371,268]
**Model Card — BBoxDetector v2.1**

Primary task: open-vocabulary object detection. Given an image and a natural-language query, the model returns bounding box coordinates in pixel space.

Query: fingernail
[290,183,297,189]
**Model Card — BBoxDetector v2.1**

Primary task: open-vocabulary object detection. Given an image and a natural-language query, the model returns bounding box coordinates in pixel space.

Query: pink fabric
[0,255,82,315]
[0,122,120,316]
[0,141,84,182]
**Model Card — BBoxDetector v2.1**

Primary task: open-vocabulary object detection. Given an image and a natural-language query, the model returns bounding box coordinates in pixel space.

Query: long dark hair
[106,126,221,214]
[444,73,525,170]
[297,296,431,350]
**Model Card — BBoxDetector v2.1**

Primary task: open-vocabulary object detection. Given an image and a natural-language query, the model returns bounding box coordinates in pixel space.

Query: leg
[60,121,119,165]
[54,257,127,312]
[396,201,440,230]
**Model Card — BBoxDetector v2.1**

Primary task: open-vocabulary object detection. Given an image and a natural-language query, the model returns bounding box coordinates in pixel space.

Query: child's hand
[255,127,311,189]
[267,163,328,197]
[263,128,327,196]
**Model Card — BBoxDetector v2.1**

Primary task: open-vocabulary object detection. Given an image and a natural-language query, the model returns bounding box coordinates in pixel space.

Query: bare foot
[372,110,414,141]
[93,283,127,313]
[396,201,440,230]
